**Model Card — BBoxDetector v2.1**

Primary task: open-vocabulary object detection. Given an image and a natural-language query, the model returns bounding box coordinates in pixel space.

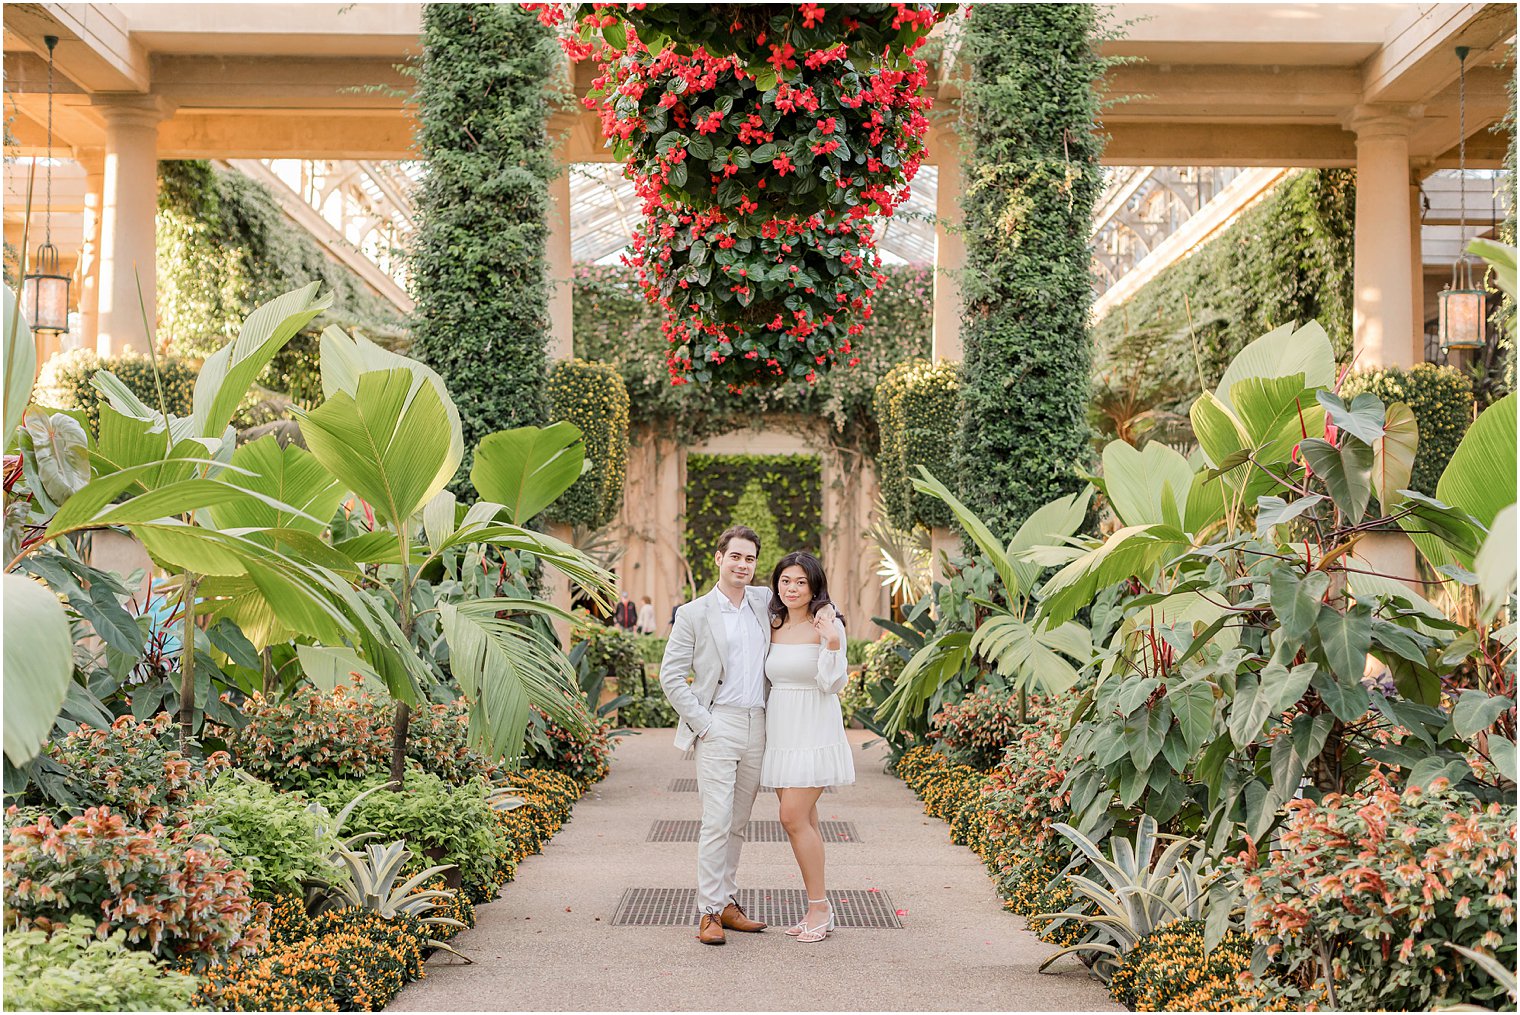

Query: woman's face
[777,565,811,609]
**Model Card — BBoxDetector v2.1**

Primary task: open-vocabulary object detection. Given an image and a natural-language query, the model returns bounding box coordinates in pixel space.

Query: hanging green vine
[156,160,402,360]
[410,3,562,489]
[685,453,822,592]
[954,4,1108,540]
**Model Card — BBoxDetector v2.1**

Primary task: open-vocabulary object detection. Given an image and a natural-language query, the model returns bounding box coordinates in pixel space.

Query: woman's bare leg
[778,787,830,927]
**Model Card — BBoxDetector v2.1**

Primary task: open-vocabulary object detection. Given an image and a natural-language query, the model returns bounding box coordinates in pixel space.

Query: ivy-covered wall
[574,263,933,449]
[545,358,629,529]
[410,3,560,488]
[156,160,402,360]
[685,453,822,593]
[1091,169,1356,427]
[875,359,959,531]
[955,4,1106,540]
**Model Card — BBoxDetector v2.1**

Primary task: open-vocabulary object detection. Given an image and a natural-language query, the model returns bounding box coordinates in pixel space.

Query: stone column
[94,96,168,357]
[1350,105,1420,369]
[546,168,574,362]
[77,148,105,353]
[931,123,964,362]
[1410,179,1426,360]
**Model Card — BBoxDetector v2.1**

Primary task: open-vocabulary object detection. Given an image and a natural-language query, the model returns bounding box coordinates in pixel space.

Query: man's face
[714,538,758,590]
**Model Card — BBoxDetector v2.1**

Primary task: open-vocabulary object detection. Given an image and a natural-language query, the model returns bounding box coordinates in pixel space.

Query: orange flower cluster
[42,712,230,825]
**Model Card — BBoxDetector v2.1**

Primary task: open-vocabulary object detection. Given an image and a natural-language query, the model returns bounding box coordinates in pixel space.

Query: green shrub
[955,3,1105,540]
[838,669,872,725]
[1107,920,1276,1012]
[632,634,668,664]
[929,686,1030,770]
[1343,363,1474,495]
[225,682,502,790]
[3,915,201,1013]
[684,453,821,593]
[33,348,196,432]
[198,774,341,900]
[520,705,613,789]
[615,666,680,728]
[3,808,269,969]
[1244,778,1517,1010]
[411,3,557,489]
[30,713,230,825]
[862,635,907,689]
[308,770,504,893]
[876,359,960,530]
[573,619,643,694]
[546,359,629,527]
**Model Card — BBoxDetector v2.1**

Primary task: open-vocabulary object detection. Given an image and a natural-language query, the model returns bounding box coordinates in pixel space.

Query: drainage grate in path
[648,819,858,843]
[611,887,902,928]
[667,778,833,793]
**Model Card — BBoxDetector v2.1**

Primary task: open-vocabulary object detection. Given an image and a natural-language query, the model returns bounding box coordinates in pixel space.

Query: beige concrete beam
[1102,122,1358,166]
[5,3,149,93]
[156,111,418,160]
[1362,3,1515,106]
[1103,63,1362,121]
[149,55,414,109]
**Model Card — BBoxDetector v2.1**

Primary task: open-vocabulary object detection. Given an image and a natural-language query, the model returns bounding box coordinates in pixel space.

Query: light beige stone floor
[387,729,1120,1012]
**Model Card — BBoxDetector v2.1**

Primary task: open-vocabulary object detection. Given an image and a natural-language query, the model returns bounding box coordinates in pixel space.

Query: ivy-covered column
[411,3,558,483]
[954,5,1106,539]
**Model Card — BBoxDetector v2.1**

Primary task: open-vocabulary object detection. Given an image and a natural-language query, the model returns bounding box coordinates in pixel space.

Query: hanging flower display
[535,2,951,389]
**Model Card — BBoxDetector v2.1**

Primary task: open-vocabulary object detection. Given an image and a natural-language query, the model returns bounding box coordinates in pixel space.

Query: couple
[658,525,855,946]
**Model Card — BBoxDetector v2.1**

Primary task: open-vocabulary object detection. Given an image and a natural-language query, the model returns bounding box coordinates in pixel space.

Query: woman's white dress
[761,629,855,788]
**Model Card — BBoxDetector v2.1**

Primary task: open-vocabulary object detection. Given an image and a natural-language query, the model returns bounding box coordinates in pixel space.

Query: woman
[635,595,657,635]
[759,551,854,943]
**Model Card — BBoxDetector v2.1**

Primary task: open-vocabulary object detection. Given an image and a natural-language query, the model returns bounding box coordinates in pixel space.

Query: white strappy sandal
[794,898,834,943]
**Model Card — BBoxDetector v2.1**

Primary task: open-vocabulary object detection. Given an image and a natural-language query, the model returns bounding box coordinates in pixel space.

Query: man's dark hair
[716,525,761,557]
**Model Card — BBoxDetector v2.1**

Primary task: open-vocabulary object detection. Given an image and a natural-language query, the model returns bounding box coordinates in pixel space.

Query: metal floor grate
[647,819,858,843]
[611,887,902,928]
[668,778,833,793]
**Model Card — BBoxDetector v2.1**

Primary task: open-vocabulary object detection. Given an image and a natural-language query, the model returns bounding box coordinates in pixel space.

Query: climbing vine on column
[411,3,559,486]
[954,4,1108,539]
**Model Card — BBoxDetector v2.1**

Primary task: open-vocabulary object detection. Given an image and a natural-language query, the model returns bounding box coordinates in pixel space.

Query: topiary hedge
[574,262,933,449]
[875,358,959,530]
[546,358,630,528]
[33,349,196,432]
[410,3,560,489]
[685,453,822,592]
[1342,363,1474,495]
[1092,169,1356,427]
[954,4,1106,540]
[156,160,401,361]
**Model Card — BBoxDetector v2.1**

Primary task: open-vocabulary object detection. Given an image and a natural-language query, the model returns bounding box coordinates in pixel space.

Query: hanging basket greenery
[533,2,949,390]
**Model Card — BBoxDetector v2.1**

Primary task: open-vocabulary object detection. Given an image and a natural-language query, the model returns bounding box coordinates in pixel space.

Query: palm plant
[863,496,932,603]
[1036,815,1217,980]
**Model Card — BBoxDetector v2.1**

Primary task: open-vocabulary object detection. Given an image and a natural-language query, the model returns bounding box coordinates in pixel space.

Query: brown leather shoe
[697,913,726,945]
[719,901,766,932]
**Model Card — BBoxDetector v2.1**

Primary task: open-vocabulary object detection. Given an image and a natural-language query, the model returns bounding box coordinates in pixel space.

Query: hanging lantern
[21,35,72,337]
[1438,45,1486,353]
[21,241,70,335]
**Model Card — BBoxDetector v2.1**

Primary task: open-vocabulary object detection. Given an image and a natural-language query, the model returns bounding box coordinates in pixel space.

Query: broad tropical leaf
[2,573,73,765]
[193,282,331,439]
[1037,525,1190,628]
[911,467,1018,595]
[1372,401,1418,510]
[1403,394,1516,571]
[1474,503,1517,620]
[878,631,972,734]
[298,368,450,529]
[23,409,90,503]
[319,326,463,507]
[297,644,381,692]
[438,598,587,761]
[209,436,344,534]
[470,423,587,526]
[1299,436,1373,523]
[4,285,34,441]
[1004,486,1094,597]
[1101,441,1193,530]
[1214,320,1335,412]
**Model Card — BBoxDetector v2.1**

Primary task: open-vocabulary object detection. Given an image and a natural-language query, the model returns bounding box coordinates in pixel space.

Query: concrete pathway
[389,729,1119,1012]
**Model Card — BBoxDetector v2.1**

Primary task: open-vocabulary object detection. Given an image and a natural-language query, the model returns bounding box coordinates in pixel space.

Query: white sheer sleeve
[815,620,849,695]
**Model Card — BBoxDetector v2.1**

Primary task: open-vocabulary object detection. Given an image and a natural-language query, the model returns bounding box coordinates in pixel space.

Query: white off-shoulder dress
[760,627,855,789]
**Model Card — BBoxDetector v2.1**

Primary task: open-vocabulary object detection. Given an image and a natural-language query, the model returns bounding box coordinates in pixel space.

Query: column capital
[75,147,106,175]
[1346,103,1423,140]
[91,94,176,130]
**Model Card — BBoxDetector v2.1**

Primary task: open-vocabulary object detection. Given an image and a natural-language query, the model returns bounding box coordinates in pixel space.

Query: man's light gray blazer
[658,585,773,750]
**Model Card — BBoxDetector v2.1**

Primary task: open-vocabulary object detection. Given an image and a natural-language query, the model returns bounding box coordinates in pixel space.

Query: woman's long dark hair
[768,551,843,630]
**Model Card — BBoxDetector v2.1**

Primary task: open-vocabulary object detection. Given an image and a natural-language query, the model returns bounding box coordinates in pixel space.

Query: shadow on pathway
[388,729,1119,1012]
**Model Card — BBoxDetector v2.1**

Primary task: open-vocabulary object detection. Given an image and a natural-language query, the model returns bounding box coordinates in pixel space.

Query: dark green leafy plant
[954,3,1106,540]
[1343,363,1474,495]
[2,915,201,1013]
[875,358,958,530]
[198,773,343,901]
[410,3,559,486]
[546,359,630,527]
[684,453,822,592]
[32,349,196,432]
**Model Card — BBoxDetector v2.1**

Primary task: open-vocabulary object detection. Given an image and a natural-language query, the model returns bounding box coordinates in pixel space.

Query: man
[659,525,772,945]
[614,591,638,632]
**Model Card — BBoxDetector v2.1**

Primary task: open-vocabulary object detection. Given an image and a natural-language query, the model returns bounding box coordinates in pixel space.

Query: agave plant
[321,840,470,957]
[1036,815,1217,980]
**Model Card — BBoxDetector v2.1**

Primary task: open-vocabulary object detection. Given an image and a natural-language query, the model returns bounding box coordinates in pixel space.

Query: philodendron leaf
[1269,568,1329,643]
[1452,690,1515,739]
[1256,494,1324,539]
[1316,601,1373,686]
[1474,503,1518,620]
[1316,390,1385,445]
[1300,436,1373,523]
[23,408,91,503]
[3,573,73,765]
[1372,402,1418,511]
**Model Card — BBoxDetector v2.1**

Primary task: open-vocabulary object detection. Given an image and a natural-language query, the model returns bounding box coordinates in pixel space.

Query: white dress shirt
[711,590,767,709]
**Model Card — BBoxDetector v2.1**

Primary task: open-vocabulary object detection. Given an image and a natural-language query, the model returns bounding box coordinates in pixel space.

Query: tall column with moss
[411,4,557,484]
[954,5,1106,539]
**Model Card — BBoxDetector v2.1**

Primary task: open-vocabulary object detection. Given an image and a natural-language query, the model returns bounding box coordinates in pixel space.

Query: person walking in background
[636,595,657,635]
[614,591,638,631]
